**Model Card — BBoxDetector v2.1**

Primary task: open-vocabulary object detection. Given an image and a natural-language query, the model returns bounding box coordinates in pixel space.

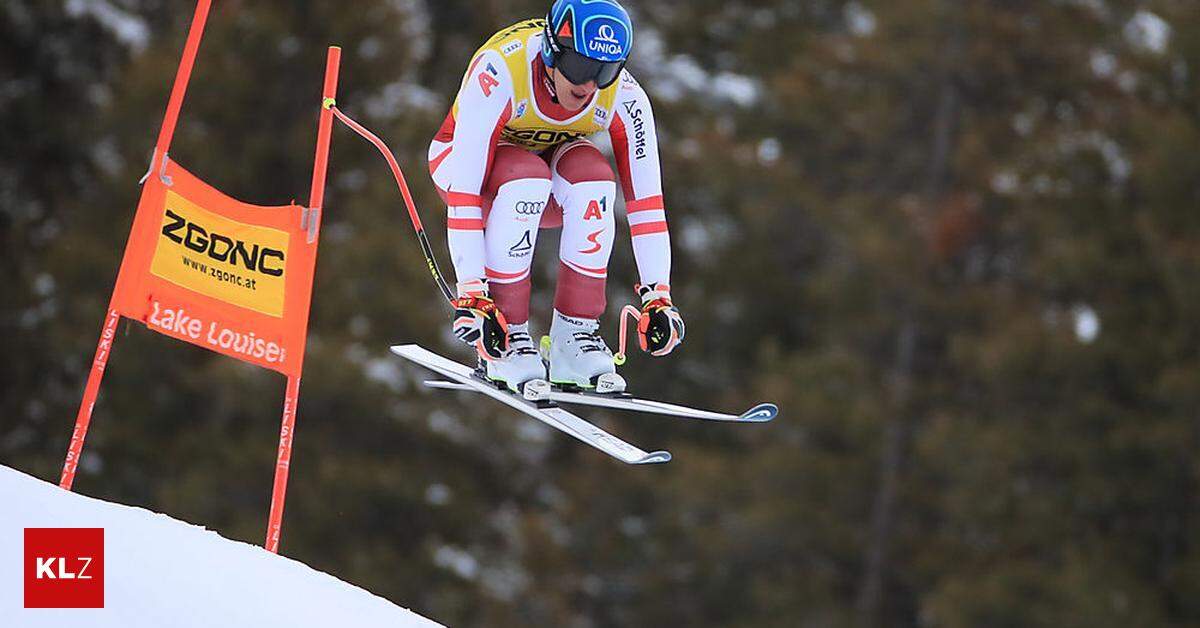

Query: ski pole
[327,103,455,305]
[613,304,643,365]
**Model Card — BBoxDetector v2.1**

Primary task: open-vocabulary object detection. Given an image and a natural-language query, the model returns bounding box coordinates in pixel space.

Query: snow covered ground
[0,464,442,627]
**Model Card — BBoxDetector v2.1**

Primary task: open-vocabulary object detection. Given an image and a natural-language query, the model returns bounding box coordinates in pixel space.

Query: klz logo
[509,230,533,257]
[24,528,104,608]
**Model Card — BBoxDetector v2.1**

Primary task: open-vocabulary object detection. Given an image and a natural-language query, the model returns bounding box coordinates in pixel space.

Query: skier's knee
[554,143,614,184]
[486,145,551,195]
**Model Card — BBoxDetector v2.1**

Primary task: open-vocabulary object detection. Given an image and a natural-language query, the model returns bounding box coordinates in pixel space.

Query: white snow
[1089,49,1118,78]
[1124,11,1171,55]
[632,27,762,107]
[0,465,442,627]
[365,81,443,119]
[1072,304,1101,343]
[844,2,878,37]
[757,137,782,164]
[64,0,150,52]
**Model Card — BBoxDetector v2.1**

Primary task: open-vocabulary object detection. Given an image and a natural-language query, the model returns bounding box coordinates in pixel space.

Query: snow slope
[0,465,442,627]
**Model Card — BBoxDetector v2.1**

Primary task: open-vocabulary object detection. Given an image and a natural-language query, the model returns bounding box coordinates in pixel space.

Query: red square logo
[24,528,105,608]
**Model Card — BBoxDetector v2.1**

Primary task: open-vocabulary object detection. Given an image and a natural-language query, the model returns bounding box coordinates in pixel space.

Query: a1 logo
[24,528,104,608]
[583,197,607,221]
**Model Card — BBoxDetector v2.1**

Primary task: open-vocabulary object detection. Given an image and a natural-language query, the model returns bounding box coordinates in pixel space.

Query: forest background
[3,1,1198,626]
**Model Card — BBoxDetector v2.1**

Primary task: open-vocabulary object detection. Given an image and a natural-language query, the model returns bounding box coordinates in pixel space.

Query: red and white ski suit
[428,19,670,324]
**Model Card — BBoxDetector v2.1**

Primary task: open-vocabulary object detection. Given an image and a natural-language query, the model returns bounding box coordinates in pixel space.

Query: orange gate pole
[264,46,341,553]
[61,0,214,490]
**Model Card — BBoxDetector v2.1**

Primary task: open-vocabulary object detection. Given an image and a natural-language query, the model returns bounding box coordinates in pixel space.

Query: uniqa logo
[596,24,620,43]
[589,23,623,56]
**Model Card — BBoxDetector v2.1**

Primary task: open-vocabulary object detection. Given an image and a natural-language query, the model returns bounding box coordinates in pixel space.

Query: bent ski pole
[328,103,455,305]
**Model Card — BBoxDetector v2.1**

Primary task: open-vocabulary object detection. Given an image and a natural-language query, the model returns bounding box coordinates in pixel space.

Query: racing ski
[422,380,778,423]
[390,344,671,465]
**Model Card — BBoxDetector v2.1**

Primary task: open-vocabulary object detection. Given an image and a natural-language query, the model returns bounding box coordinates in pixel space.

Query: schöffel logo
[621,99,648,160]
[24,528,104,608]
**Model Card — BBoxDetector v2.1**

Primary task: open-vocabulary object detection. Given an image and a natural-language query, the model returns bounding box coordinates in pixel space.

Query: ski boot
[545,310,626,394]
[484,323,549,396]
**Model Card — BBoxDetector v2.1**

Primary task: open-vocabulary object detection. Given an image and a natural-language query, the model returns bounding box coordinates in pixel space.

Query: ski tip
[389,344,420,357]
[636,450,673,464]
[739,403,779,422]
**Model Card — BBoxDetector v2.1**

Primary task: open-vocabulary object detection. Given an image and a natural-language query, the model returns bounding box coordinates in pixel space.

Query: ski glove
[452,279,508,361]
[635,283,685,357]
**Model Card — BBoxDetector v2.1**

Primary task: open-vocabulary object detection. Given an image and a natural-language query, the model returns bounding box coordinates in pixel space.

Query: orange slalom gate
[59,0,341,555]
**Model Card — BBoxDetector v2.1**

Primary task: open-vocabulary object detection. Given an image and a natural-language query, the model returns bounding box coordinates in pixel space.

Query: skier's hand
[452,279,508,361]
[635,283,684,357]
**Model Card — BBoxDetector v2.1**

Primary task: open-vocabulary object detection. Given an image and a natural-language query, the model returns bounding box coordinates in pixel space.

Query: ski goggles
[553,47,625,89]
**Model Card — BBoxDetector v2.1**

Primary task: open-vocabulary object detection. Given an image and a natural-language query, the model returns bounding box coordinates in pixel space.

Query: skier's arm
[609,72,670,287]
[444,51,514,284]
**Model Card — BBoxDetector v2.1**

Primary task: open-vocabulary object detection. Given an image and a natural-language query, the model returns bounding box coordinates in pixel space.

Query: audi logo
[515,200,545,215]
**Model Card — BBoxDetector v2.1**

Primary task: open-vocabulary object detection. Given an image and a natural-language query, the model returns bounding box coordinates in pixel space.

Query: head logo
[24,528,104,608]
[508,230,534,257]
[514,99,528,118]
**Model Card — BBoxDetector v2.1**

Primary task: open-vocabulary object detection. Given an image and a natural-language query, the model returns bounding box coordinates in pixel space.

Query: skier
[429,0,684,394]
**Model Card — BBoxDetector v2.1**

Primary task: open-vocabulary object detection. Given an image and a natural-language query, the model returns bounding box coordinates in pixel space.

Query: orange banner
[110,159,318,377]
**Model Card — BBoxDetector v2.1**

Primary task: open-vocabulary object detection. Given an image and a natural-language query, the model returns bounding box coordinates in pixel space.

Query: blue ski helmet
[541,0,633,88]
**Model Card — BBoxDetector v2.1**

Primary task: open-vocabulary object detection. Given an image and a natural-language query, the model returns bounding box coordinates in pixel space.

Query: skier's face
[551,67,596,112]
